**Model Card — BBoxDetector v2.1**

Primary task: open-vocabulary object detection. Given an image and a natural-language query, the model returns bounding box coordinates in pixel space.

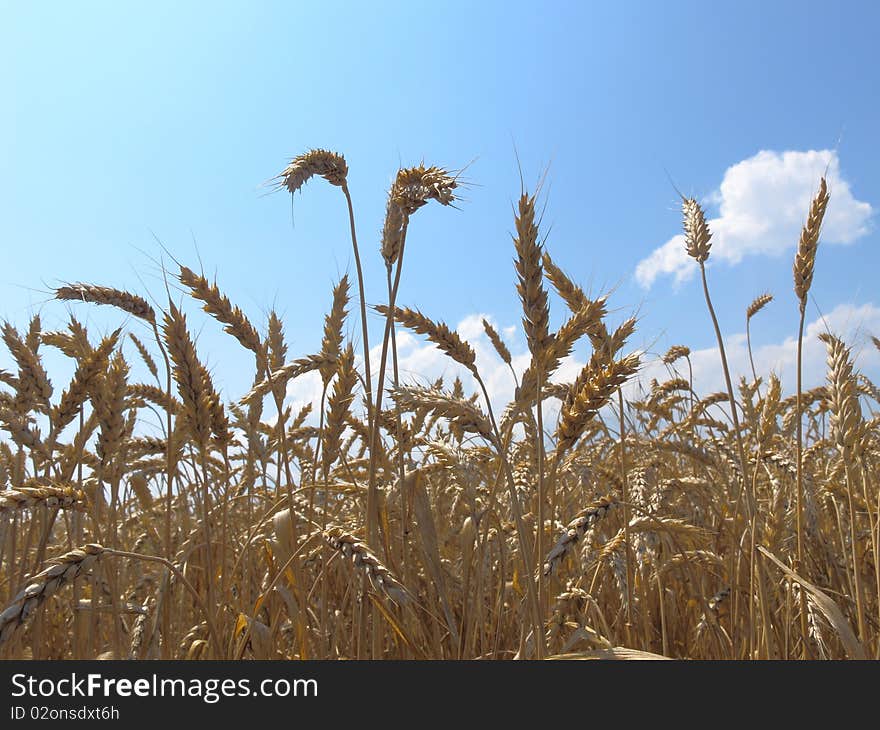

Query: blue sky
[3,1,879,408]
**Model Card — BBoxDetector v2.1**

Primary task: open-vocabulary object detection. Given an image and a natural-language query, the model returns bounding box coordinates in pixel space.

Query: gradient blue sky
[3,1,879,405]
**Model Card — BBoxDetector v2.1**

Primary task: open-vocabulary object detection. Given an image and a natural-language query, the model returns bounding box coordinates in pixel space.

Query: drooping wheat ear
[0,543,106,645]
[542,251,589,312]
[391,165,458,214]
[662,345,691,365]
[275,149,348,194]
[514,193,553,363]
[557,353,641,454]
[793,178,829,309]
[747,292,774,320]
[319,276,350,385]
[242,354,333,405]
[757,373,782,448]
[55,284,156,324]
[178,265,262,355]
[682,197,712,263]
[323,527,410,605]
[375,305,477,375]
[0,481,87,515]
[481,319,511,366]
[2,323,53,412]
[543,496,617,577]
[818,332,863,458]
[391,385,494,441]
[323,344,357,478]
[162,303,219,448]
[381,165,459,266]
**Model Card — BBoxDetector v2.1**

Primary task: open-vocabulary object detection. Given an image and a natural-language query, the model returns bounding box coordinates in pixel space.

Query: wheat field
[0,150,875,660]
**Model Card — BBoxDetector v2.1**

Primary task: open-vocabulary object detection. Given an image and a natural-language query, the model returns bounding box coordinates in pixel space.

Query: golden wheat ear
[178,265,262,355]
[55,283,156,323]
[793,177,830,309]
[375,304,477,375]
[274,149,348,194]
[0,544,106,646]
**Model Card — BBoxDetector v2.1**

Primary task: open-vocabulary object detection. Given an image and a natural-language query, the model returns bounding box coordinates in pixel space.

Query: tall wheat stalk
[793,177,829,655]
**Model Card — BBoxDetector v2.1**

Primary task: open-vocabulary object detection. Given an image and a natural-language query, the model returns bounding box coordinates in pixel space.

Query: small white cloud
[457,313,490,341]
[284,369,323,420]
[636,149,873,288]
[634,234,696,288]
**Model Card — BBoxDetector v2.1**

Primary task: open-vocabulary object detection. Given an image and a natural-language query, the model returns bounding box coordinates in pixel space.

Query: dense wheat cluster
[1,152,876,660]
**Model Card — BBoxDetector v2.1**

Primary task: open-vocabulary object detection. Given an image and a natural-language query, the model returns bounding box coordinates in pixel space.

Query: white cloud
[389,314,520,414]
[283,314,524,425]
[635,149,873,288]
[283,368,323,421]
[283,302,880,430]
[637,302,880,401]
